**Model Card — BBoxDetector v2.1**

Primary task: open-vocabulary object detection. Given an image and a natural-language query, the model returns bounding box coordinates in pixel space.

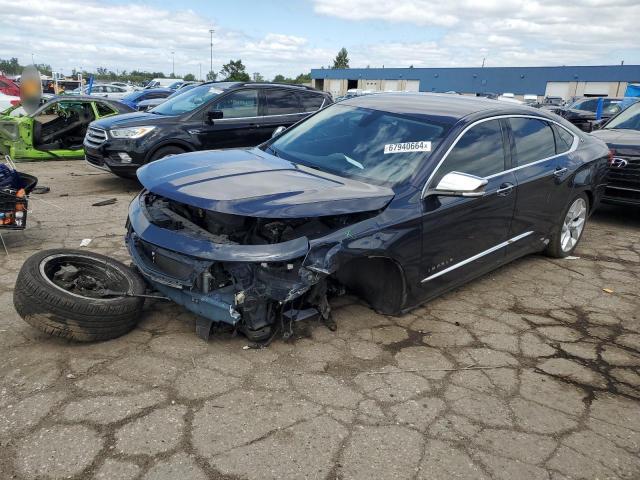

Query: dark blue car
[117,93,609,342]
[120,88,173,110]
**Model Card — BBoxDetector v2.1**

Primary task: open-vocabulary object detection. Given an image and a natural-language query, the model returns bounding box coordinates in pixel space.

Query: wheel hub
[560,198,587,253]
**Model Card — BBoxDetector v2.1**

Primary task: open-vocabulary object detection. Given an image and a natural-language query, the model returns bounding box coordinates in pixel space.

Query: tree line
[1,48,350,85]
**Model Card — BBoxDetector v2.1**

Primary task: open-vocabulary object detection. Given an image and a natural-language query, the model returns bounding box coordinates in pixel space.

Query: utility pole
[199,63,202,81]
[482,57,486,68]
[171,50,175,76]
[209,29,215,78]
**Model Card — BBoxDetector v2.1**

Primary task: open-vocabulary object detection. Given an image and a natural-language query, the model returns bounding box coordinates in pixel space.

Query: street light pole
[209,29,214,79]
[171,50,175,76]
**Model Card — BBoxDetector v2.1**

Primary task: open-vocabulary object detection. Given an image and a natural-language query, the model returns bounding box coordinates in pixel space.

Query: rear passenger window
[432,119,506,185]
[509,118,556,166]
[266,89,302,115]
[552,124,575,154]
[298,92,325,111]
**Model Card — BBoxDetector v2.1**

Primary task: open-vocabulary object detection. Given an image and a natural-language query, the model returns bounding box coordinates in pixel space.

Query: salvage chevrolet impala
[14,93,609,343]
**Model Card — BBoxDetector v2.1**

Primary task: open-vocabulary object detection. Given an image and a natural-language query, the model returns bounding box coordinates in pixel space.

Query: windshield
[150,83,230,116]
[605,102,640,130]
[167,83,200,98]
[266,104,452,185]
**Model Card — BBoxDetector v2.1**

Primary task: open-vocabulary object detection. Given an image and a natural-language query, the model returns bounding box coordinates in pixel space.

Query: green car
[0,96,134,160]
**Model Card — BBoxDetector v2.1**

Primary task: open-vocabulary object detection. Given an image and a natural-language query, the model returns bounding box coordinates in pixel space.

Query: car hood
[137,148,395,218]
[592,129,640,155]
[91,111,174,129]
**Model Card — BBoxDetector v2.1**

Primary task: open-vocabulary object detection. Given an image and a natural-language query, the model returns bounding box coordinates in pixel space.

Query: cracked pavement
[1,161,639,480]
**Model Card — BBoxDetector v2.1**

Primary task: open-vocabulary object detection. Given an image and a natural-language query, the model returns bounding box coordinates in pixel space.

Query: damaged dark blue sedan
[121,93,609,342]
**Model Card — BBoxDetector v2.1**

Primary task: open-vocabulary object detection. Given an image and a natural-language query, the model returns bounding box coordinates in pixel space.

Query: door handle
[248,123,258,128]
[496,183,514,196]
[553,167,568,177]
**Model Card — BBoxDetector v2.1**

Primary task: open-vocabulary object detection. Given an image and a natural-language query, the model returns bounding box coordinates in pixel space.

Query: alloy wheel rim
[560,198,587,253]
[39,253,131,300]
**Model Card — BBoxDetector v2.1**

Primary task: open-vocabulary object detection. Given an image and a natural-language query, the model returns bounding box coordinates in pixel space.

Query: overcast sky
[1,0,638,79]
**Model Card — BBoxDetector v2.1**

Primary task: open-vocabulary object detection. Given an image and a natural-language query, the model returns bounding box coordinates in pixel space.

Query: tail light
[10,99,20,106]
[607,149,615,167]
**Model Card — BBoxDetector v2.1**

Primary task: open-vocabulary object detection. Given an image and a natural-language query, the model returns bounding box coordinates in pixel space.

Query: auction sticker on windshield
[384,141,432,154]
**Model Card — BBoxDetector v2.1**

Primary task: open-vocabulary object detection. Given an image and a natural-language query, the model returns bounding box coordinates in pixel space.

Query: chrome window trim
[421,231,533,283]
[605,185,640,193]
[213,112,306,122]
[421,114,579,198]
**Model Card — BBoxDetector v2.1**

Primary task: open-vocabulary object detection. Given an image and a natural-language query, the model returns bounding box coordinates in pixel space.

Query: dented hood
[137,148,394,218]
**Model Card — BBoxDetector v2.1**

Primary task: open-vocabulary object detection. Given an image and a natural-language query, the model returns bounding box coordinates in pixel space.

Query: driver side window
[431,119,506,186]
[211,89,259,119]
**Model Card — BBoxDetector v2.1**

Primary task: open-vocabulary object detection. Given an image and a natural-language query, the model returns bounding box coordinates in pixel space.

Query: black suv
[83,82,332,178]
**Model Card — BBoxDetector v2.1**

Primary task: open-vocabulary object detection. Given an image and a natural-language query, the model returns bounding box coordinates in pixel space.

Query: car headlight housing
[110,126,155,139]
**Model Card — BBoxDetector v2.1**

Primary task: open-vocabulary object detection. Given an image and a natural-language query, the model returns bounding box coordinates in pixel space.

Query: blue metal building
[310,65,640,99]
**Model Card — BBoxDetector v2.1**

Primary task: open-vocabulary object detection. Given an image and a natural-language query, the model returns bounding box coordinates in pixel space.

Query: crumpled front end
[126,190,360,341]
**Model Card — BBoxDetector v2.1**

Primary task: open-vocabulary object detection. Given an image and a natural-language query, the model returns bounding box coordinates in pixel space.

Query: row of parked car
[0,82,639,208]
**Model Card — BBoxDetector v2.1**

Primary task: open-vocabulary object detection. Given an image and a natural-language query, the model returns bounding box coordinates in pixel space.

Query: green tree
[0,57,21,74]
[273,74,286,83]
[294,73,311,84]
[206,70,218,81]
[183,73,196,81]
[332,48,349,69]
[220,60,250,81]
[252,72,264,82]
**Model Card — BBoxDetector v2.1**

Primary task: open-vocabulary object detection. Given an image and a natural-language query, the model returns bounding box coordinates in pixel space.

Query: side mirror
[426,171,487,198]
[272,125,287,138]
[207,110,223,123]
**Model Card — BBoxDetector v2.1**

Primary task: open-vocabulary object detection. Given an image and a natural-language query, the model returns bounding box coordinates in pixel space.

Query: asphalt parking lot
[1,160,639,480]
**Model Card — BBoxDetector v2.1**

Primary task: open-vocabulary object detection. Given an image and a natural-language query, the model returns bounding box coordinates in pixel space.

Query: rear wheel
[13,249,147,342]
[545,193,589,258]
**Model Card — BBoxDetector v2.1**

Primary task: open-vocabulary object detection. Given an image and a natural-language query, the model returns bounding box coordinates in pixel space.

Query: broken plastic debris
[565,256,580,260]
[80,238,92,247]
[92,198,117,207]
[242,345,251,350]
[602,288,614,294]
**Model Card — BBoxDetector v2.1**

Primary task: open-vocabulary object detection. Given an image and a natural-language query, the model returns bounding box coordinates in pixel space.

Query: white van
[144,78,182,89]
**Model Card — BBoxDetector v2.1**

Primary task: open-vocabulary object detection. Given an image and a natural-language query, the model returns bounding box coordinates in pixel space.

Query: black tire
[149,145,186,162]
[13,249,147,342]
[545,192,589,258]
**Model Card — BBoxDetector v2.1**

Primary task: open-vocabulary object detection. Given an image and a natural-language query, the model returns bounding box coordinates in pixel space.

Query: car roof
[198,81,326,93]
[134,88,173,95]
[339,92,549,122]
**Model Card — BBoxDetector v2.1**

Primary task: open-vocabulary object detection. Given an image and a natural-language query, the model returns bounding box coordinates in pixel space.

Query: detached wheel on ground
[545,192,589,258]
[13,249,147,342]
[149,145,186,162]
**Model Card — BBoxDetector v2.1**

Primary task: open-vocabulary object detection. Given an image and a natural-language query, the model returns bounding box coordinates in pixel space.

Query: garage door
[384,80,398,91]
[405,80,420,92]
[545,82,571,99]
[583,82,612,96]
